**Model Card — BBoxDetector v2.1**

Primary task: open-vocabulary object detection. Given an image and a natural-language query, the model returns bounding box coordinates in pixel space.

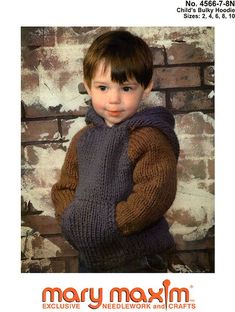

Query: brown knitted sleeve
[115,127,177,235]
[51,126,88,220]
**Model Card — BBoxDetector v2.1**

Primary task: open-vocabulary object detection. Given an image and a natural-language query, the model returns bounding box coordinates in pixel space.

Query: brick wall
[21,27,214,273]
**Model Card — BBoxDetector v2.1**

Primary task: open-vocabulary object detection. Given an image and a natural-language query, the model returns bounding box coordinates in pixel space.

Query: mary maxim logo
[42,279,197,310]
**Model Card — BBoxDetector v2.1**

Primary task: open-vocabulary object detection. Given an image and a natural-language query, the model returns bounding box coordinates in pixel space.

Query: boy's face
[84,62,153,127]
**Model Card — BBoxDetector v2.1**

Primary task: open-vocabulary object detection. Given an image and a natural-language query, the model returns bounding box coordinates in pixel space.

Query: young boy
[51,30,179,273]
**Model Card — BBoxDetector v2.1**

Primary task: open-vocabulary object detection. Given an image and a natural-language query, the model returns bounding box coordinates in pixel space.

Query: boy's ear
[142,80,153,99]
[83,80,91,96]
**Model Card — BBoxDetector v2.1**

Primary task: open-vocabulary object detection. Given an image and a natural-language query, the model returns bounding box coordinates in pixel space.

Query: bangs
[100,51,152,88]
[83,30,153,88]
[101,57,137,85]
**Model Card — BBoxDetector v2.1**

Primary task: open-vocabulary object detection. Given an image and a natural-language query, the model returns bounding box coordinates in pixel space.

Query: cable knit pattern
[51,106,179,271]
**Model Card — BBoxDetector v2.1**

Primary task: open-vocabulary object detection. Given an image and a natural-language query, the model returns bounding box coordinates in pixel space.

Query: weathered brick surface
[170,90,214,111]
[150,47,165,65]
[173,234,214,251]
[166,42,214,64]
[22,215,61,235]
[21,144,67,219]
[22,120,59,142]
[175,113,214,135]
[21,234,78,259]
[21,27,45,47]
[21,27,215,273]
[22,101,88,118]
[56,27,112,45]
[21,72,39,91]
[208,182,215,195]
[180,136,214,158]
[177,159,207,181]
[204,65,214,85]
[208,159,214,180]
[22,143,65,166]
[67,257,79,273]
[21,48,44,70]
[152,67,201,89]
[61,117,86,140]
[40,48,68,71]
[144,91,166,108]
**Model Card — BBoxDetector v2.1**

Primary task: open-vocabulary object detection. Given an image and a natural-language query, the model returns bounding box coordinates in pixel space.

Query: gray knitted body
[61,107,179,271]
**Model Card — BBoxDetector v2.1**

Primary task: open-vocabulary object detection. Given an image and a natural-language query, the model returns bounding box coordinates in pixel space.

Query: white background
[0,1,234,311]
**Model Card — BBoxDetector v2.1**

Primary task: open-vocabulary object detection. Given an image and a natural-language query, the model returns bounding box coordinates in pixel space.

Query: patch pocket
[61,198,118,250]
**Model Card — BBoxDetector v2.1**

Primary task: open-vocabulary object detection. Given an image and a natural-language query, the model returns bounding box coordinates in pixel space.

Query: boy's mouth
[107,110,123,117]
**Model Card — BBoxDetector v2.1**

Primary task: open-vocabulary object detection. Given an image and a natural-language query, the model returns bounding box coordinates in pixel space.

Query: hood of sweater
[86,106,180,159]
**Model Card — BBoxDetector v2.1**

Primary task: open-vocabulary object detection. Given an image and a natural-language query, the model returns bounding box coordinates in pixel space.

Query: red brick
[172,251,211,273]
[152,67,201,89]
[198,182,214,195]
[72,26,112,44]
[43,27,56,47]
[21,27,44,47]
[175,113,214,135]
[22,102,49,118]
[22,145,38,167]
[21,144,66,197]
[144,91,166,107]
[204,66,214,86]
[198,182,208,192]
[40,48,66,71]
[56,27,81,45]
[23,170,61,194]
[56,27,112,45]
[22,46,66,71]
[150,47,165,65]
[22,47,66,71]
[67,257,79,273]
[72,26,99,35]
[167,27,214,43]
[21,259,53,273]
[22,215,61,235]
[208,182,215,195]
[21,48,43,70]
[26,235,78,259]
[21,120,59,142]
[174,235,214,251]
[177,159,206,181]
[21,72,39,91]
[168,208,202,227]
[23,102,86,118]
[61,117,87,139]
[58,71,76,90]
[50,259,66,272]
[166,42,214,64]
[208,159,214,179]
[171,90,214,111]
[180,136,214,158]
[22,143,65,166]
[22,257,76,273]
[46,236,78,257]
[78,82,87,94]
[61,119,76,138]
[21,27,55,47]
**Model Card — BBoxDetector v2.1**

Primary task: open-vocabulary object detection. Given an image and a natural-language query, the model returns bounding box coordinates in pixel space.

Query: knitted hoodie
[51,106,179,271]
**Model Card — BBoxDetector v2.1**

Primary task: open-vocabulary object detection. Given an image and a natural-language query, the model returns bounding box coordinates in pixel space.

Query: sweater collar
[86,106,174,128]
[85,106,179,159]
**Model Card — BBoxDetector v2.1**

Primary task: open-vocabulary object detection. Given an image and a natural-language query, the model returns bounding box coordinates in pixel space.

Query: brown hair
[83,30,153,89]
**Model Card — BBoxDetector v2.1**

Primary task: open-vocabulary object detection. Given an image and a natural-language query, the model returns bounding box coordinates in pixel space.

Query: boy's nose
[109,89,121,104]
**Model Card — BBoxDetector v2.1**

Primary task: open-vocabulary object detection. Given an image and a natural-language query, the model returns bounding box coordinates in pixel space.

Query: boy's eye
[122,86,132,92]
[98,85,108,91]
